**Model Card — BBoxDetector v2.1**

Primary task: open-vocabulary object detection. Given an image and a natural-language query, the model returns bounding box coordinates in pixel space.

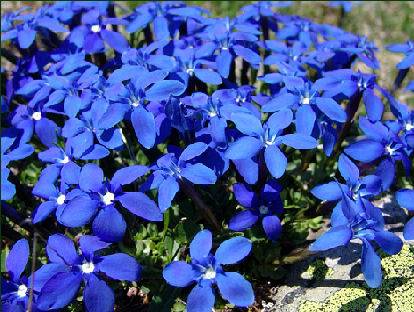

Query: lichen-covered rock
[297,244,414,312]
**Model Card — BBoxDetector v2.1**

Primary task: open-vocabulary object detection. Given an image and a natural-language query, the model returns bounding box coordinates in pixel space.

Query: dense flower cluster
[1,1,413,311]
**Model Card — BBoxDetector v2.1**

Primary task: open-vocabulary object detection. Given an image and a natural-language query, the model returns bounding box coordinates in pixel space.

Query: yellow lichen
[299,244,414,312]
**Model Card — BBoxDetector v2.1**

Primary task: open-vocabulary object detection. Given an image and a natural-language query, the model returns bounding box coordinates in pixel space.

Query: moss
[302,259,333,281]
[299,245,414,312]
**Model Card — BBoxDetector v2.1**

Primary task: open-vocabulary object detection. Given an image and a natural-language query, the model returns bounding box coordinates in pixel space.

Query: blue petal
[216,49,232,78]
[403,217,414,240]
[17,29,36,49]
[37,271,82,310]
[58,197,98,227]
[97,253,141,281]
[230,112,263,136]
[216,272,254,307]
[262,215,282,241]
[374,230,402,255]
[6,239,29,282]
[131,107,156,149]
[396,189,414,211]
[229,210,259,232]
[163,261,197,287]
[46,234,79,265]
[32,263,67,291]
[233,45,261,64]
[79,164,103,192]
[267,109,293,133]
[35,118,58,147]
[233,158,258,184]
[190,230,212,262]
[100,29,128,53]
[33,200,57,224]
[309,225,352,251]
[215,237,252,265]
[181,163,217,184]
[233,184,256,207]
[111,165,148,187]
[61,162,81,185]
[311,182,343,201]
[79,235,110,260]
[194,69,222,85]
[345,140,384,163]
[64,95,82,118]
[295,105,316,135]
[225,136,262,160]
[363,89,383,121]
[84,274,114,312]
[262,93,297,112]
[281,134,317,149]
[146,80,186,101]
[118,192,163,221]
[265,144,287,178]
[157,176,179,212]
[92,205,126,243]
[361,239,382,288]
[315,97,347,122]
[179,142,209,162]
[338,153,359,185]
[186,281,215,312]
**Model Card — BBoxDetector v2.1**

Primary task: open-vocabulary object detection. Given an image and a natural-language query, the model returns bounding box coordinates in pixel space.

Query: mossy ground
[299,244,414,312]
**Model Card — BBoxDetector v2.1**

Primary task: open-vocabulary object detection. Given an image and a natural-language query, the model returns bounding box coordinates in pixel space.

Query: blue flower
[311,153,382,202]
[225,110,317,179]
[143,142,216,211]
[310,195,402,288]
[1,5,67,49]
[229,181,283,241]
[37,234,140,312]
[1,129,34,200]
[1,239,59,311]
[70,8,128,53]
[315,69,384,121]
[163,230,254,311]
[106,68,185,148]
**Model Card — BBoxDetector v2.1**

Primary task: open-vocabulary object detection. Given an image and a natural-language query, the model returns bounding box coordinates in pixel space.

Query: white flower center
[302,97,310,105]
[32,112,42,121]
[202,267,216,280]
[405,123,414,131]
[208,110,217,117]
[259,205,269,215]
[186,68,194,75]
[81,262,95,274]
[102,191,115,205]
[385,145,396,155]
[60,155,69,164]
[17,284,27,298]
[91,24,101,33]
[56,194,66,205]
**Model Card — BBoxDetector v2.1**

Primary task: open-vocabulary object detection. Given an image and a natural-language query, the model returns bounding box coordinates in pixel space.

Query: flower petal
[215,237,252,265]
[163,261,197,287]
[216,272,254,307]
[190,230,212,261]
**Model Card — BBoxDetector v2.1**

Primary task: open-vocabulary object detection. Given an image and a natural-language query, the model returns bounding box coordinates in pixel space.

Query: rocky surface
[261,197,413,312]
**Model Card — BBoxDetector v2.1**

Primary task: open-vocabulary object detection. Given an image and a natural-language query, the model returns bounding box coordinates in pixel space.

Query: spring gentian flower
[315,69,384,121]
[344,117,411,179]
[1,129,34,200]
[311,153,382,202]
[70,8,128,53]
[163,230,254,312]
[229,181,283,240]
[37,234,140,312]
[1,239,60,311]
[225,110,317,178]
[143,142,216,211]
[59,163,162,242]
[106,68,185,148]
[1,6,67,49]
[310,195,402,288]
[396,189,414,240]
[262,82,347,136]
